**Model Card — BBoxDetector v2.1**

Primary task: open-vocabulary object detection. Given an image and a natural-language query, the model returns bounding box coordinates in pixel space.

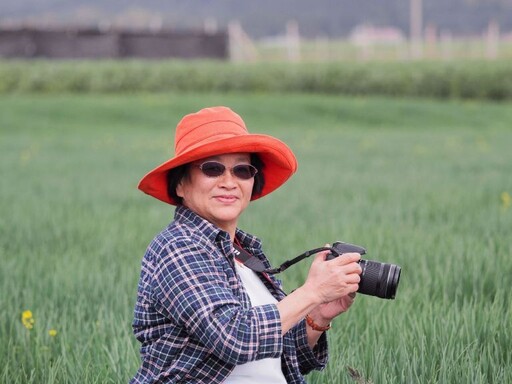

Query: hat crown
[174,107,249,156]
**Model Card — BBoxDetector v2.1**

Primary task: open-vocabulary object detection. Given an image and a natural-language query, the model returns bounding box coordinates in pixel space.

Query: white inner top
[223,261,287,384]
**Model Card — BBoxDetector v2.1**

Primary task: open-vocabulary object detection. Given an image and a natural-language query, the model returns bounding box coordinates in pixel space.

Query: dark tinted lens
[200,162,226,177]
[232,164,258,180]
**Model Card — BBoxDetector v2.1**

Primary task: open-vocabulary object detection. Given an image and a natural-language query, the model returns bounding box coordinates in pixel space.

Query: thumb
[313,244,331,263]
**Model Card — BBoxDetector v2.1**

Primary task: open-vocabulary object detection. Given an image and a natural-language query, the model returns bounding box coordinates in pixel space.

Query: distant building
[0,26,229,59]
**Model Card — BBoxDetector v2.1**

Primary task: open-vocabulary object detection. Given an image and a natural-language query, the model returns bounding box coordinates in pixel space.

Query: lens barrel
[328,242,402,300]
[358,259,401,299]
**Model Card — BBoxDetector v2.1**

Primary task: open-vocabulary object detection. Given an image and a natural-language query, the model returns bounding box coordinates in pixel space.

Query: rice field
[1,92,511,383]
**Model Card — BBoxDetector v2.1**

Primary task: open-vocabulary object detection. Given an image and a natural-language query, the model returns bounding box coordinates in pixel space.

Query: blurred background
[1,0,512,62]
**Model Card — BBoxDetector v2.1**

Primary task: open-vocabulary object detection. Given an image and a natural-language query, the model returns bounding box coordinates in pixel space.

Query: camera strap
[233,240,366,275]
[233,243,332,274]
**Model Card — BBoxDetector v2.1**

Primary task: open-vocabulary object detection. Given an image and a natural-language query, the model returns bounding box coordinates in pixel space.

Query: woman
[131,106,362,383]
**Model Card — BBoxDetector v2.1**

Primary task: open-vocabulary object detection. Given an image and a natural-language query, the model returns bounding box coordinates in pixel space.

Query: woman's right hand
[276,247,362,336]
[302,249,362,305]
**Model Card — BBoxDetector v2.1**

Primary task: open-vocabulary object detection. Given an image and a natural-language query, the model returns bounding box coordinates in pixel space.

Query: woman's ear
[176,180,184,199]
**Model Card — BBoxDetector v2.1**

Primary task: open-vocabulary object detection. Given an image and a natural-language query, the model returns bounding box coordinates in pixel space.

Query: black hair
[250,153,265,197]
[166,154,266,205]
[166,164,189,205]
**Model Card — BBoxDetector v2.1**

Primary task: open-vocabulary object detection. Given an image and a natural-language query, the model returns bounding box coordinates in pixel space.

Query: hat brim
[138,134,297,205]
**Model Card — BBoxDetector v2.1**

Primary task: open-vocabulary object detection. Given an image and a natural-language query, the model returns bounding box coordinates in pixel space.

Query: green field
[2,59,512,100]
[1,92,511,383]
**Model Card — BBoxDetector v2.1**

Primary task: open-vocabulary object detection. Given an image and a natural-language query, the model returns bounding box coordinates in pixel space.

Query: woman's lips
[214,195,238,203]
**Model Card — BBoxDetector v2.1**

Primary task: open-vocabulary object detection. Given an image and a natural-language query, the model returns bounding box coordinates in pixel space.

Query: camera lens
[358,259,401,299]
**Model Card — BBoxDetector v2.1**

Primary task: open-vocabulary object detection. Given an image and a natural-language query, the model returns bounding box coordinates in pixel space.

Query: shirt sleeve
[294,319,329,375]
[150,238,284,366]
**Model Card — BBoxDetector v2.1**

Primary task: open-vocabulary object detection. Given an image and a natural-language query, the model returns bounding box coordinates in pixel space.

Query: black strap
[233,244,331,274]
[232,243,269,272]
[233,241,366,275]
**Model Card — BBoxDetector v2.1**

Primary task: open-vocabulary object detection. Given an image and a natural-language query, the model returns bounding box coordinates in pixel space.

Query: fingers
[346,282,360,295]
[312,246,335,264]
[314,248,362,275]
[345,271,361,284]
[315,246,361,263]
[334,252,362,290]
[343,260,363,275]
[333,252,361,265]
[328,252,362,276]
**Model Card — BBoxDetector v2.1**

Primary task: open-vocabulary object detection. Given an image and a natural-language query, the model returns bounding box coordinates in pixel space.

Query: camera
[327,241,401,300]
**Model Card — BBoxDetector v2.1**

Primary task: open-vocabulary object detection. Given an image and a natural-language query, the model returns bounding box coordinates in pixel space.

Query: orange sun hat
[138,106,298,205]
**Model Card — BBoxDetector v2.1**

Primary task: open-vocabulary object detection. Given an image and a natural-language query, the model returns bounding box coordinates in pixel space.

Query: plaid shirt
[131,206,328,383]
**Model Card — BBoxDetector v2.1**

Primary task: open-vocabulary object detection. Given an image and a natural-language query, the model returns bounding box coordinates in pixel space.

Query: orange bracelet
[305,314,331,332]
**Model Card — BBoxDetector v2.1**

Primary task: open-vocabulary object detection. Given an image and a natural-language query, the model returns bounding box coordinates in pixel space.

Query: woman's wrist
[307,309,333,328]
[294,285,323,307]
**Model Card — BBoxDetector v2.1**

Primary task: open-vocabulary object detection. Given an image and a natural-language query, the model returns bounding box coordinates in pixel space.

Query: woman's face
[176,153,255,236]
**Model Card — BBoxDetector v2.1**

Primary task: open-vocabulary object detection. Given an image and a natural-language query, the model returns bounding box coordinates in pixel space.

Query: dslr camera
[327,241,401,300]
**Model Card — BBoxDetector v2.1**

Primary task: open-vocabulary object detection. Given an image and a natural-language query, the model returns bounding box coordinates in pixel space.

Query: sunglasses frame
[195,161,258,180]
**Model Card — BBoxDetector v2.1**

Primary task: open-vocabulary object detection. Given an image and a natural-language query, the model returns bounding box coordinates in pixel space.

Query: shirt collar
[173,205,224,242]
[173,205,263,251]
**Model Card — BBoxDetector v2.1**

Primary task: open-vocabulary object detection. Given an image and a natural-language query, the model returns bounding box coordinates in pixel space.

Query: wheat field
[1,92,511,383]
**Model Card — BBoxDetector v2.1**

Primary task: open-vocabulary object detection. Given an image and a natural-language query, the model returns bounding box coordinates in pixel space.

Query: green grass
[1,92,511,383]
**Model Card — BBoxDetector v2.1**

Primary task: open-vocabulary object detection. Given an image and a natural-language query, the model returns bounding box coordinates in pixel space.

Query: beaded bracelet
[305,314,331,332]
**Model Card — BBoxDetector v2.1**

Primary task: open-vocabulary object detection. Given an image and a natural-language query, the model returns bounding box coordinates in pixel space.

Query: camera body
[327,241,401,300]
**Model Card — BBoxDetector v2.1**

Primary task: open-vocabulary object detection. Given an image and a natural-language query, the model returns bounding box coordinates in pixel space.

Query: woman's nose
[218,169,237,187]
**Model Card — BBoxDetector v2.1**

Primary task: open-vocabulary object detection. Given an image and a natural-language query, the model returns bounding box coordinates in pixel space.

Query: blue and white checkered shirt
[131,206,328,383]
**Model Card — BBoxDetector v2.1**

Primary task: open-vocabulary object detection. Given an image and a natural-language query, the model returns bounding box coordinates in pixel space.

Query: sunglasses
[195,161,258,180]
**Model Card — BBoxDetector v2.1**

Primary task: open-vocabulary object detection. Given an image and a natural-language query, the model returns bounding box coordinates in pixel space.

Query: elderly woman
[131,106,362,383]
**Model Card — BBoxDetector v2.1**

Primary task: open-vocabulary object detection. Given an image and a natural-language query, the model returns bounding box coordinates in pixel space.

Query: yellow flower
[501,192,511,210]
[22,310,32,319]
[21,310,35,330]
[48,329,58,337]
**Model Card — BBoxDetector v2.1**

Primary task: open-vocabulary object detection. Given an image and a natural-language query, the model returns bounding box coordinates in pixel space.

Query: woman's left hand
[310,292,356,325]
